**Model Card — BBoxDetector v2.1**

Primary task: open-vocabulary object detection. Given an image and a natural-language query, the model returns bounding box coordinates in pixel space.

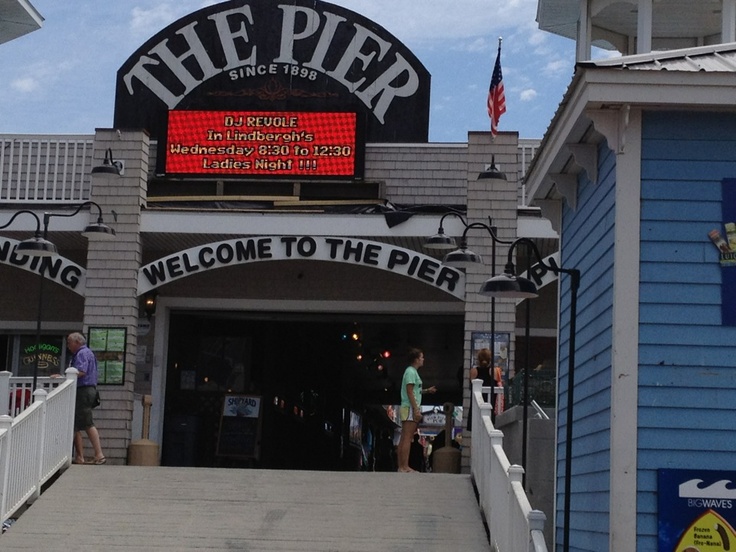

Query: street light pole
[30,202,116,391]
[480,236,580,552]
[425,216,514,414]
[0,211,56,391]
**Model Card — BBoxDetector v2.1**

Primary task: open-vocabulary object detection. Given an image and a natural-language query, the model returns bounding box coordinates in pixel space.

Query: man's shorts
[75,386,97,431]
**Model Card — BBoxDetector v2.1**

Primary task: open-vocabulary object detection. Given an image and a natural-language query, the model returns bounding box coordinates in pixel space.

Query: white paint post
[609,109,642,552]
[30,388,48,503]
[723,0,736,43]
[0,372,9,416]
[576,0,592,62]
[637,0,653,53]
[0,414,13,519]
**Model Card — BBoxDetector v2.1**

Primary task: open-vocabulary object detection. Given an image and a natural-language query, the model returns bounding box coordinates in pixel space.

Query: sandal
[86,457,106,465]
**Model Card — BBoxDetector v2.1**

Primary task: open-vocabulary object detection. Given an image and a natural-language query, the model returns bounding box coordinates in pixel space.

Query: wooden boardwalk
[0,466,490,551]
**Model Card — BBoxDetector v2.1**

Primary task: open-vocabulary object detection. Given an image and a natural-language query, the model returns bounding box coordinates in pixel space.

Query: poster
[88,327,126,385]
[216,395,263,459]
[658,468,736,551]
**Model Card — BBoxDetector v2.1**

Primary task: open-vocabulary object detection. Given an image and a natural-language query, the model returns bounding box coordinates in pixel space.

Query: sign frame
[216,394,263,460]
[157,109,366,180]
[87,327,127,385]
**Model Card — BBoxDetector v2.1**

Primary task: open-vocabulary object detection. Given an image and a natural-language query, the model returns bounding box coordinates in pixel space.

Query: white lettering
[207,7,256,69]
[122,3,421,121]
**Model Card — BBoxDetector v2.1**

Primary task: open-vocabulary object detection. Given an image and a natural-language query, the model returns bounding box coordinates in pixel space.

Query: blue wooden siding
[638,111,736,550]
[556,141,616,550]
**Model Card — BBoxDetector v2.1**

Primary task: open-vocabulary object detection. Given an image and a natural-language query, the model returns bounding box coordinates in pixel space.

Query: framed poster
[88,327,126,385]
[216,395,263,460]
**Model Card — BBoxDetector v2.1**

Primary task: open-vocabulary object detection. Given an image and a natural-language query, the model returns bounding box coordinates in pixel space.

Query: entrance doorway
[160,311,463,470]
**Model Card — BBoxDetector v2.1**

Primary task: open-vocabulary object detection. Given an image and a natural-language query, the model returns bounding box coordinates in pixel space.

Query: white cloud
[130,5,185,38]
[520,89,538,102]
[9,60,76,95]
[545,59,569,75]
[328,0,537,42]
[11,77,39,93]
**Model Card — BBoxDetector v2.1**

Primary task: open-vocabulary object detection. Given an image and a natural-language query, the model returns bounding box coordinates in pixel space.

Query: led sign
[164,110,361,178]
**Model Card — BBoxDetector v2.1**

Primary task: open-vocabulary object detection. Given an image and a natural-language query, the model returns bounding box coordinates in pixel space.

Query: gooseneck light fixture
[91,148,124,178]
[28,201,117,391]
[0,210,58,257]
[1,210,59,392]
[424,210,515,437]
[480,236,580,552]
[44,201,117,240]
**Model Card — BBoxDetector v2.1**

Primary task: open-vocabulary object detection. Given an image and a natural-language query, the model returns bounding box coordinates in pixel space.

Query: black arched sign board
[216,394,262,459]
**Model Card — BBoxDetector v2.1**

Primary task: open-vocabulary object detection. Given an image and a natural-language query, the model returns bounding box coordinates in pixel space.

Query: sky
[0,0,584,143]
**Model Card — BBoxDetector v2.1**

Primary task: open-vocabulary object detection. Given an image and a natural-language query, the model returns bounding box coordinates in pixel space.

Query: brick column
[461,131,519,472]
[83,129,149,464]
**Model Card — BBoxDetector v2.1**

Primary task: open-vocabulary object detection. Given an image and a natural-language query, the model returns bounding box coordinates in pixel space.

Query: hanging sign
[137,236,465,298]
[0,238,85,294]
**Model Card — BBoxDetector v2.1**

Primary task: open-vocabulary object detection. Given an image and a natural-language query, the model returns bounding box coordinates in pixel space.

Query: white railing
[470,378,548,552]
[0,135,94,203]
[0,369,78,522]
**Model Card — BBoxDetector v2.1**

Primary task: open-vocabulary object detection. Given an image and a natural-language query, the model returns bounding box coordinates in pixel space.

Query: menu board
[216,395,262,459]
[88,327,126,385]
[164,110,361,178]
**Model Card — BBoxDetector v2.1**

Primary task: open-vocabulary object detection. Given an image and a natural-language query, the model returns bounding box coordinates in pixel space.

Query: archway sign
[0,237,86,295]
[137,236,465,299]
[114,0,430,144]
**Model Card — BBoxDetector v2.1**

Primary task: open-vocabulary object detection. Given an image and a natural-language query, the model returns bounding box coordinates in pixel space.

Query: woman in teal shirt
[397,348,436,472]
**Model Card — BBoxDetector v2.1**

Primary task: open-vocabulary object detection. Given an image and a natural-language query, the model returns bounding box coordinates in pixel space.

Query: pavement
[0,465,490,551]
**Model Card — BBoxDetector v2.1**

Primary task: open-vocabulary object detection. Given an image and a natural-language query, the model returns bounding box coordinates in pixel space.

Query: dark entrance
[161,311,463,470]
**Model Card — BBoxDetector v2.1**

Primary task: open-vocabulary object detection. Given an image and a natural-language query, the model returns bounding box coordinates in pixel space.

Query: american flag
[487,43,506,136]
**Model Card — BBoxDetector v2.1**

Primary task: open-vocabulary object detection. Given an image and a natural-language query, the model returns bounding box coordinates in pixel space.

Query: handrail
[531,400,550,420]
[470,378,548,552]
[0,369,78,523]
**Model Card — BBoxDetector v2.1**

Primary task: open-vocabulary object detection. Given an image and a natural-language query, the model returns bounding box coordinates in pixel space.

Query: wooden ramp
[0,466,490,551]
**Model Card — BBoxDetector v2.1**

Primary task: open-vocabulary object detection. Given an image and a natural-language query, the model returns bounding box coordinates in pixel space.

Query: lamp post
[0,150,120,392]
[424,213,514,422]
[480,236,580,552]
[0,211,58,392]
[33,201,116,390]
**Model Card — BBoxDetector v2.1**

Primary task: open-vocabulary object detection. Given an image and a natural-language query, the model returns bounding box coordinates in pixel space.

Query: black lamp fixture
[424,212,460,251]
[143,291,158,320]
[31,201,116,392]
[480,236,580,552]
[44,201,117,241]
[477,155,507,181]
[91,148,124,178]
[442,237,484,268]
[0,210,58,257]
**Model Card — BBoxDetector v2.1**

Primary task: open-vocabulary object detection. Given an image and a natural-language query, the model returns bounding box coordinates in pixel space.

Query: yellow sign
[675,509,736,551]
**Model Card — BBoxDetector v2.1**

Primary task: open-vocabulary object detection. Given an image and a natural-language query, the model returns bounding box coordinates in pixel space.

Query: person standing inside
[67,332,106,465]
[468,347,497,430]
[397,348,436,472]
